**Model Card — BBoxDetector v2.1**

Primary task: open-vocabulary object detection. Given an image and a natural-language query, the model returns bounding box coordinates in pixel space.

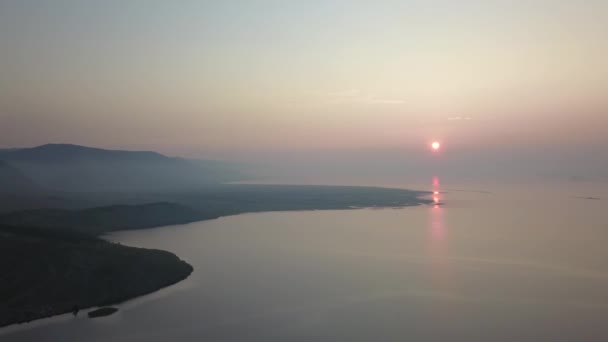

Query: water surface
[4,180,608,341]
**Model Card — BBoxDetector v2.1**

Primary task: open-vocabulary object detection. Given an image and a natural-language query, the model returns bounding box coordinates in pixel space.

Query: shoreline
[0,226,193,328]
[0,273,195,336]
[0,186,431,330]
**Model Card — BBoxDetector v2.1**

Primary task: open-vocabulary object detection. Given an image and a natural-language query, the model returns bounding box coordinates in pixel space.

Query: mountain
[0,144,243,192]
[0,148,20,156]
[1,144,169,163]
[0,161,75,213]
[0,160,42,194]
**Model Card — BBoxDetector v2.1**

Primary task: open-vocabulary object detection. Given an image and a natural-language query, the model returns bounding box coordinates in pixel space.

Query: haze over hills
[0,146,433,327]
[0,144,169,163]
[0,145,433,238]
[0,185,432,235]
[0,161,79,214]
[0,144,244,192]
[0,161,42,194]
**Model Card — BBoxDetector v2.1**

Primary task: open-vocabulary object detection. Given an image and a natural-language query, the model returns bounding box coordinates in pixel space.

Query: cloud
[327,89,405,105]
[447,116,473,121]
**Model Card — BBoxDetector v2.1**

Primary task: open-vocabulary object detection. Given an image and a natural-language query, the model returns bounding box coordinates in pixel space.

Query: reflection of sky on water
[8,179,608,341]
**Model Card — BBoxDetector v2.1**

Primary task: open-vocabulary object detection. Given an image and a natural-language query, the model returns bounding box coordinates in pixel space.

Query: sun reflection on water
[427,176,451,293]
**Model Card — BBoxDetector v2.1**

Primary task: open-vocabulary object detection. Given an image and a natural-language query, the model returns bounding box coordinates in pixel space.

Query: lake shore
[0,225,193,328]
[0,185,431,328]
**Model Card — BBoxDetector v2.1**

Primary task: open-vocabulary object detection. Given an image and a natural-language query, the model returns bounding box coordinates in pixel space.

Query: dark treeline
[0,224,193,327]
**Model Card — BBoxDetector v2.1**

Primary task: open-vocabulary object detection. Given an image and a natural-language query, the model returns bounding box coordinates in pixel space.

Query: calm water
[3,180,608,341]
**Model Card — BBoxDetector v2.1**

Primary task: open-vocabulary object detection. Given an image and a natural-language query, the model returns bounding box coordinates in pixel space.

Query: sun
[431,141,441,151]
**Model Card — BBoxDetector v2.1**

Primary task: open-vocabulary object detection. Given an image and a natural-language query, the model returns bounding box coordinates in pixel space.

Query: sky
[1,0,607,179]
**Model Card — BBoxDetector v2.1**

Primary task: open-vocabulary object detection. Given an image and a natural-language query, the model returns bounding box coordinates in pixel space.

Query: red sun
[431,141,441,151]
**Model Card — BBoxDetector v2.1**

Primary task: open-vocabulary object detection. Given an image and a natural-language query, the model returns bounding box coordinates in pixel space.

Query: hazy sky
[1,0,607,160]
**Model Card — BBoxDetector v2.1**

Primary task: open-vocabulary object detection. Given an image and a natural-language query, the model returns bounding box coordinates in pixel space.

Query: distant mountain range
[0,144,244,192]
[0,144,170,163]
[0,160,42,193]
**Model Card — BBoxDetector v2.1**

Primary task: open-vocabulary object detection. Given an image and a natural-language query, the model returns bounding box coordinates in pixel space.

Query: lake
[3,179,608,341]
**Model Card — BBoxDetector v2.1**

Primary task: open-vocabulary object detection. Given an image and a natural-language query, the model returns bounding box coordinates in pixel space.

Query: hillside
[0,144,243,192]
[0,161,42,194]
[0,224,193,327]
[0,202,204,235]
